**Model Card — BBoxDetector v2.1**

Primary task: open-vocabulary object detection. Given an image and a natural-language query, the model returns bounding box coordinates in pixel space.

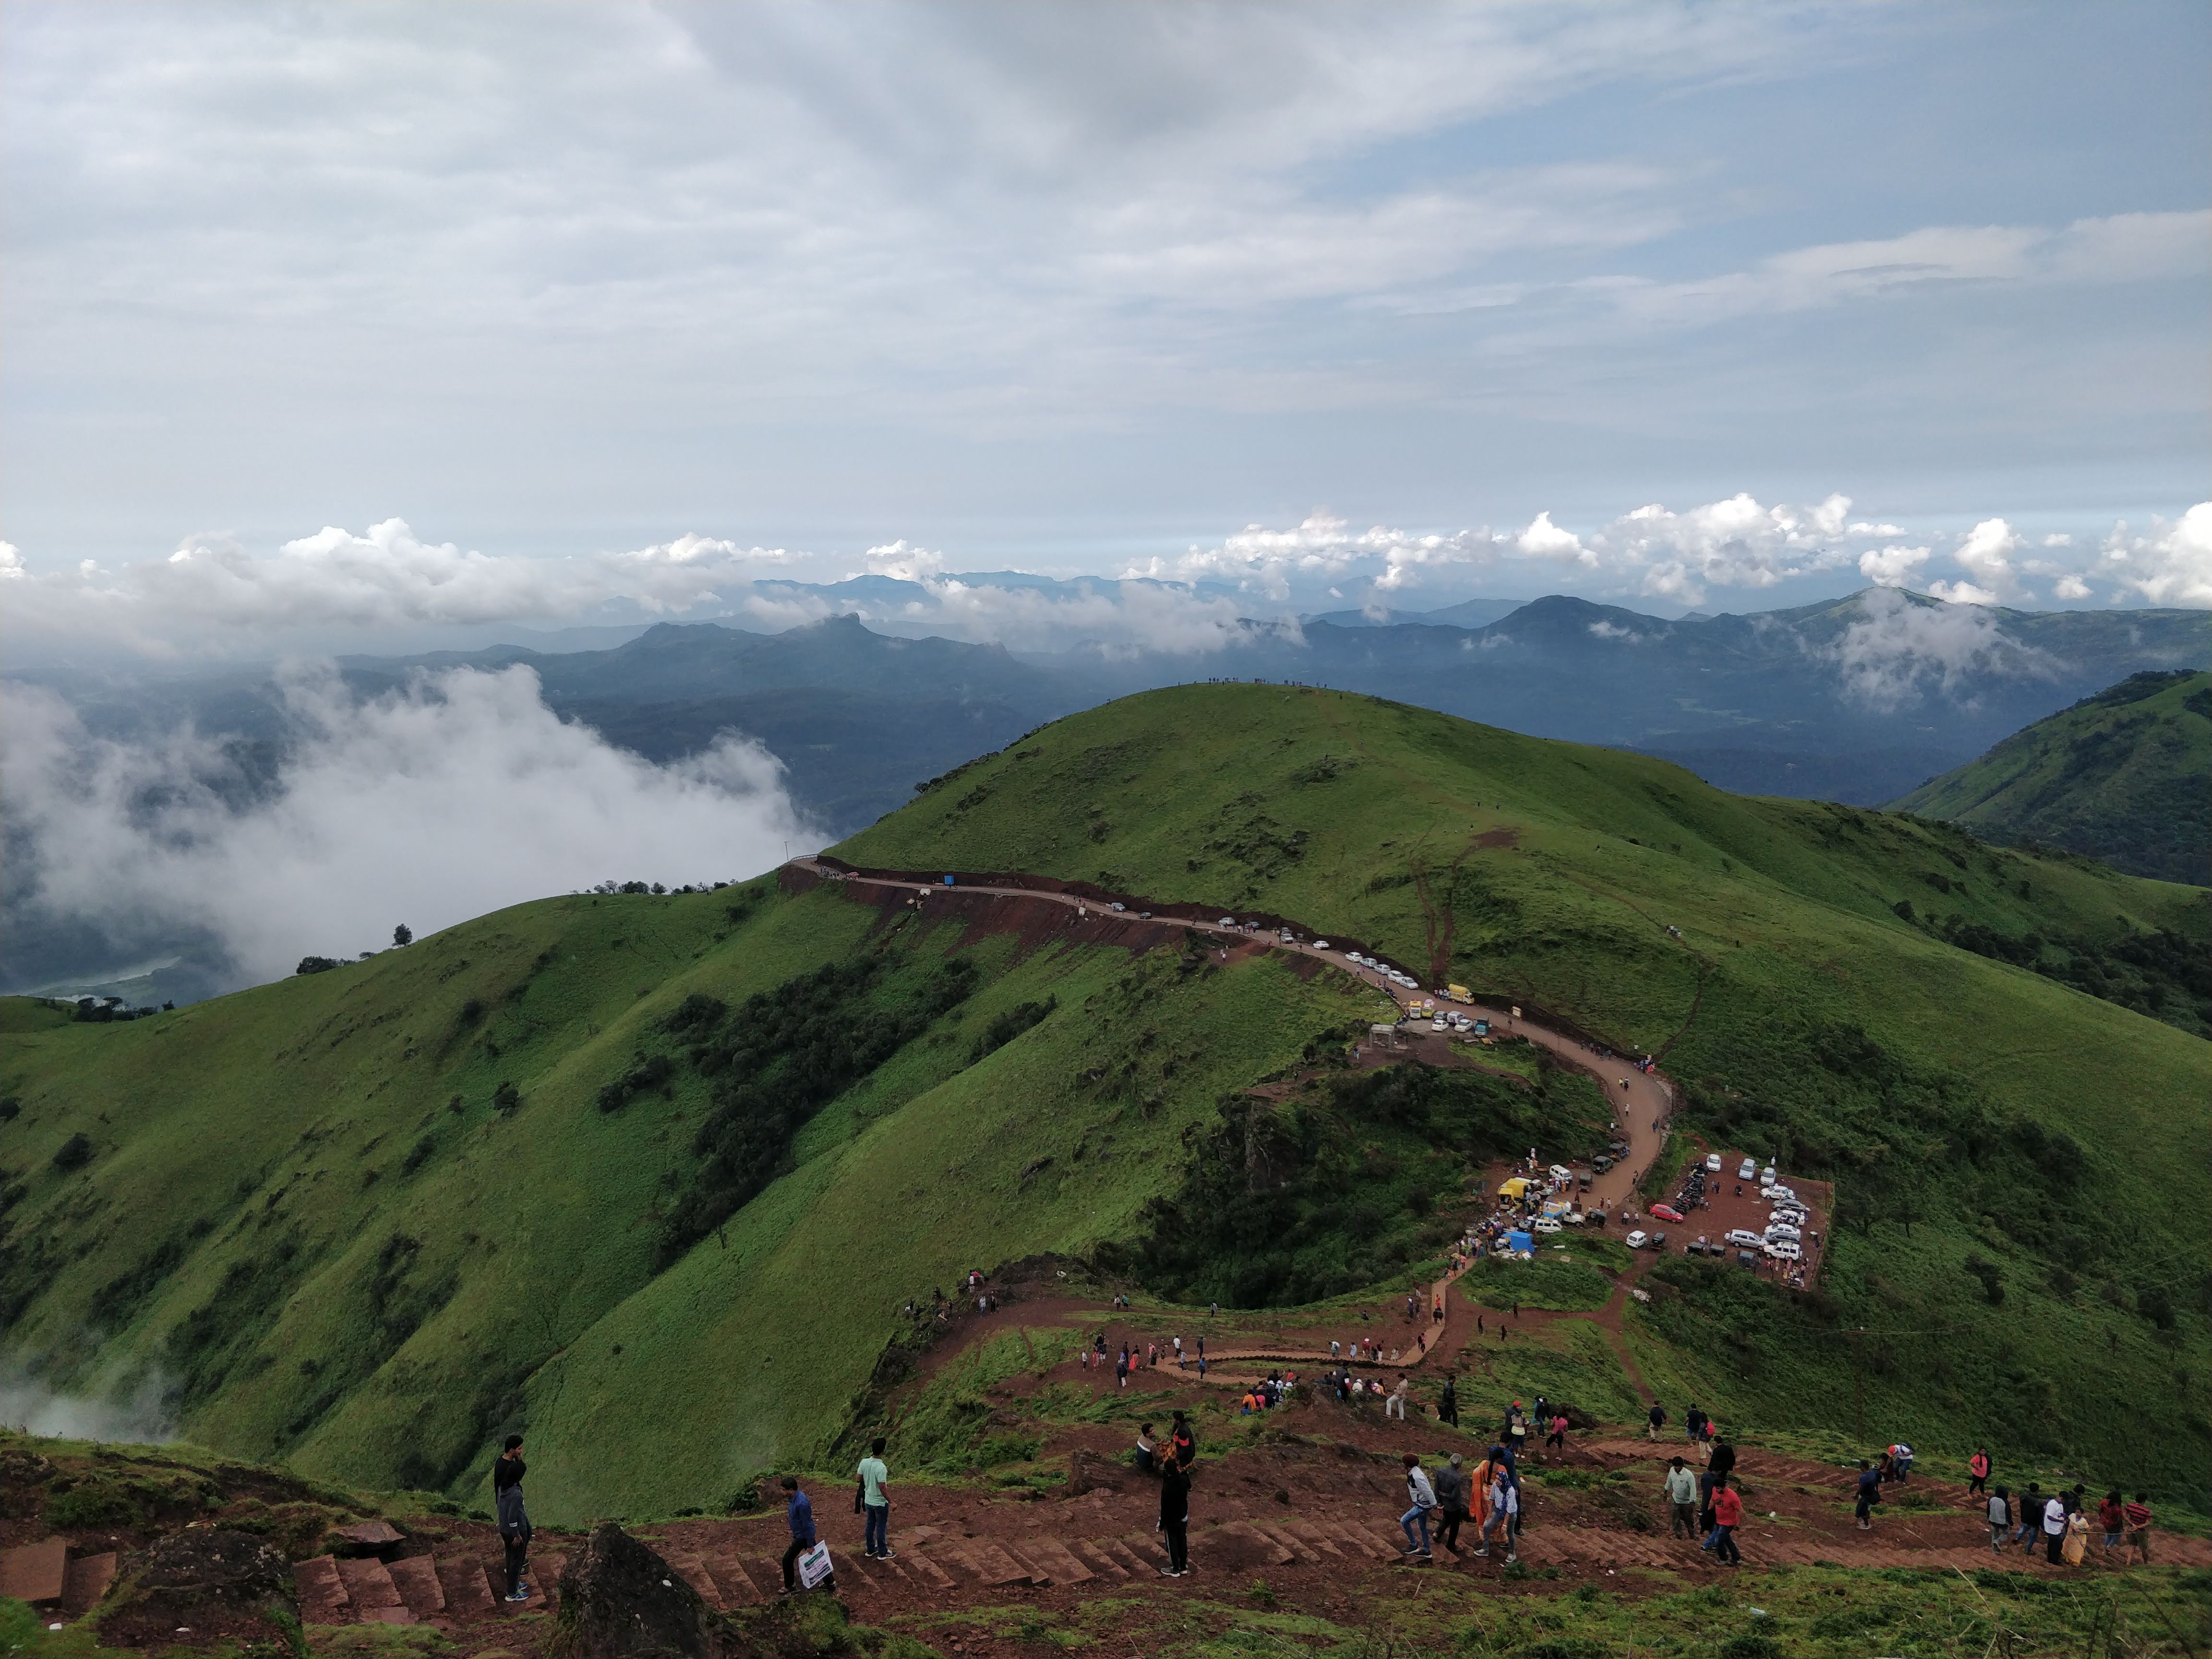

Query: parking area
[1640,1147,1833,1290]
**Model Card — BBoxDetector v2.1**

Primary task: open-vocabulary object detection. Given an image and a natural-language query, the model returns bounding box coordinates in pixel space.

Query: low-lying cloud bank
[4,494,2205,665]
[2,665,813,996]
[0,1365,176,1443]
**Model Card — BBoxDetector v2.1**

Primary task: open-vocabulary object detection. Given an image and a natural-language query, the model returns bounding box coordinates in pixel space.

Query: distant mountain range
[1893,669,2211,885]
[8,587,2204,1001]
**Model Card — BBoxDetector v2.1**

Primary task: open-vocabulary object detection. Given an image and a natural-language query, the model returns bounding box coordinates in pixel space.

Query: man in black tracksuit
[493,1435,531,1602]
[1158,1457,1191,1577]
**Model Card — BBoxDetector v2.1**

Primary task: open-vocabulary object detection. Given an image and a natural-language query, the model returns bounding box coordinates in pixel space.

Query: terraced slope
[1894,669,2212,885]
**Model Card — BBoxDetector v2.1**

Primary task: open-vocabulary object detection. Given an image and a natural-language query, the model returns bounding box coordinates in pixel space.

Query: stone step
[0,1540,69,1605]
[294,1555,350,1623]
[1277,1519,1345,1559]
[1098,1536,1154,1577]
[61,1552,117,1618]
[434,1555,496,1620]
[385,1556,446,1620]
[1248,1520,1308,1562]
[945,1538,1034,1587]
[1071,1539,1129,1578]
[701,1553,763,1607]
[335,1555,405,1617]
[1010,1536,1094,1586]
[1216,1519,1294,1566]
[528,1551,569,1611]
[898,1549,954,1589]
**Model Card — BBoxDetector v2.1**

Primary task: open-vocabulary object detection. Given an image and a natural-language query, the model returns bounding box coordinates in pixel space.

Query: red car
[1649,1203,1686,1223]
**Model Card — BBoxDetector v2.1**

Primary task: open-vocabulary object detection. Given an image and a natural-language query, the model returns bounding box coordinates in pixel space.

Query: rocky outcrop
[547,1523,728,1659]
[95,1528,297,1650]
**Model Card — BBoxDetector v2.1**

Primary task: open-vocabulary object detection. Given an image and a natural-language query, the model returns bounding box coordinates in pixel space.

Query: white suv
[1724,1228,1766,1250]
[1765,1240,1803,1262]
[1737,1158,1757,1180]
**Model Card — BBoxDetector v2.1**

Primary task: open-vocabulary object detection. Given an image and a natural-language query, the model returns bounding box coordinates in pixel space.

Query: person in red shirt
[1709,1476,1743,1565]
[2097,1491,2126,1554]
[2123,1494,2152,1564]
[1968,1449,1991,1496]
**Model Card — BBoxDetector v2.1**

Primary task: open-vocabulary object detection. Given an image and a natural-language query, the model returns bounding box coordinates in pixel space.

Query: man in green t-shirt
[857,1438,892,1559]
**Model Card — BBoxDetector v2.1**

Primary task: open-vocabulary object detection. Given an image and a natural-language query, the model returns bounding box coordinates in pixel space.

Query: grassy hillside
[5,683,2207,1519]
[837,684,2212,1498]
[1894,668,2211,886]
[0,879,1379,1523]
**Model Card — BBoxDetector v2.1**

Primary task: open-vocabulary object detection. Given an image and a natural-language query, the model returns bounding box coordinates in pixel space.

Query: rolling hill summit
[3,685,2206,1659]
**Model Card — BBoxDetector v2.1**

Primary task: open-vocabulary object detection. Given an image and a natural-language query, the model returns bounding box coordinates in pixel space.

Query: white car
[1534,1216,1563,1235]
[1765,1240,1803,1262]
[1431,1018,1447,1031]
[1624,1229,1649,1249]
[1313,941,1331,951]
[1765,1224,1802,1243]
[1737,1158,1757,1180]
[1771,1206,1809,1227]
[1705,1153,1723,1173]
[1724,1229,1767,1250]
[1762,1185,1798,1204]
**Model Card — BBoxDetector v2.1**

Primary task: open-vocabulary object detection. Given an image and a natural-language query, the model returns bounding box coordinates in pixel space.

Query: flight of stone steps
[0,1537,120,1621]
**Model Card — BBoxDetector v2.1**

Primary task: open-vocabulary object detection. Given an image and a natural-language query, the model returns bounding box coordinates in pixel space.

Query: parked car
[1724,1228,1767,1250]
[1761,1184,1798,1203]
[1765,1224,1803,1243]
[1649,1231,1668,1250]
[1534,1216,1563,1235]
[1736,1250,1758,1268]
[1313,940,1331,950]
[1649,1203,1685,1223]
[1110,901,1127,912]
[1765,1240,1803,1262]
[1563,1210,1585,1226]
[1761,1165,1778,1186]
[1592,1155,1614,1172]
[1771,1206,1809,1227]
[1625,1229,1649,1249]
[1737,1158,1757,1180]
[1705,1153,1723,1173]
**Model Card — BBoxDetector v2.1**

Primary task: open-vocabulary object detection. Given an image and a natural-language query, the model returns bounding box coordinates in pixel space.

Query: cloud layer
[2,666,812,992]
[7,491,2207,666]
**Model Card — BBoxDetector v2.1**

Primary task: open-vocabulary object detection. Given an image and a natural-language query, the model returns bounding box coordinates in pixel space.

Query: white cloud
[1827,587,2058,710]
[1926,579,2002,606]
[1,666,813,993]
[1952,517,2024,599]
[2051,573,2092,601]
[0,519,800,652]
[1858,544,1932,587]
[2099,504,2212,607]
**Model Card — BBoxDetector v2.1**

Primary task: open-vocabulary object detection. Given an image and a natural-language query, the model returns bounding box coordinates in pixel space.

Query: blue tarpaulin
[1506,1230,1534,1252]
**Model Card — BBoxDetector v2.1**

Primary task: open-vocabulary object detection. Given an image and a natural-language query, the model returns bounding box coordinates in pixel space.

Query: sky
[4,0,2209,653]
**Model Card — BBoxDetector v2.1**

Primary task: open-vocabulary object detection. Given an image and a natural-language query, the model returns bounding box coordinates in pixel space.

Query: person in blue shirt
[780,1476,819,1593]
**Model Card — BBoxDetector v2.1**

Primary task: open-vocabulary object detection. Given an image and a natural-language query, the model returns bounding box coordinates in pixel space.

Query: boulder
[546,1523,726,1659]
[95,1528,296,1650]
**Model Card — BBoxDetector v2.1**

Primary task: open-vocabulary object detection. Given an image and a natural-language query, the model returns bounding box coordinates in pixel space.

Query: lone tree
[393,924,413,947]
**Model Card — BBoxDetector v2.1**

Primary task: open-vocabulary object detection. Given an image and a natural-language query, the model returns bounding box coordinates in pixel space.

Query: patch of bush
[969,997,1056,1062]
[51,1133,94,1173]
[295,957,339,975]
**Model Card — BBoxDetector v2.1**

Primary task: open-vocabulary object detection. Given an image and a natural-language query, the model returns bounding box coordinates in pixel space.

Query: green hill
[1892,669,2212,886]
[3,685,2208,1524]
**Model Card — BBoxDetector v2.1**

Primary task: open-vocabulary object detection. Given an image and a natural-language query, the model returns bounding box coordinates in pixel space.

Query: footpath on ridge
[787,855,1682,1396]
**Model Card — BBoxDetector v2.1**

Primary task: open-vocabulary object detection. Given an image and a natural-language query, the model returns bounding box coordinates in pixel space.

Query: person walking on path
[1387,1377,1410,1420]
[2124,1494,2152,1564]
[1433,1455,1469,1555]
[1647,1403,1666,1442]
[1853,1460,1879,1530]
[1158,1455,1192,1577]
[1439,1376,1459,1427]
[2041,1490,2068,1564]
[1477,1460,1513,1558]
[780,1476,817,1594]
[2012,1484,2044,1551]
[1707,1476,1743,1566]
[1115,1346,1130,1389]
[493,1435,531,1603]
[1968,1448,1991,1497]
[1545,1412,1567,1452]
[1400,1454,1437,1558]
[1986,1487,2012,1552]
[1663,1456,1698,1538]
[856,1438,893,1560]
